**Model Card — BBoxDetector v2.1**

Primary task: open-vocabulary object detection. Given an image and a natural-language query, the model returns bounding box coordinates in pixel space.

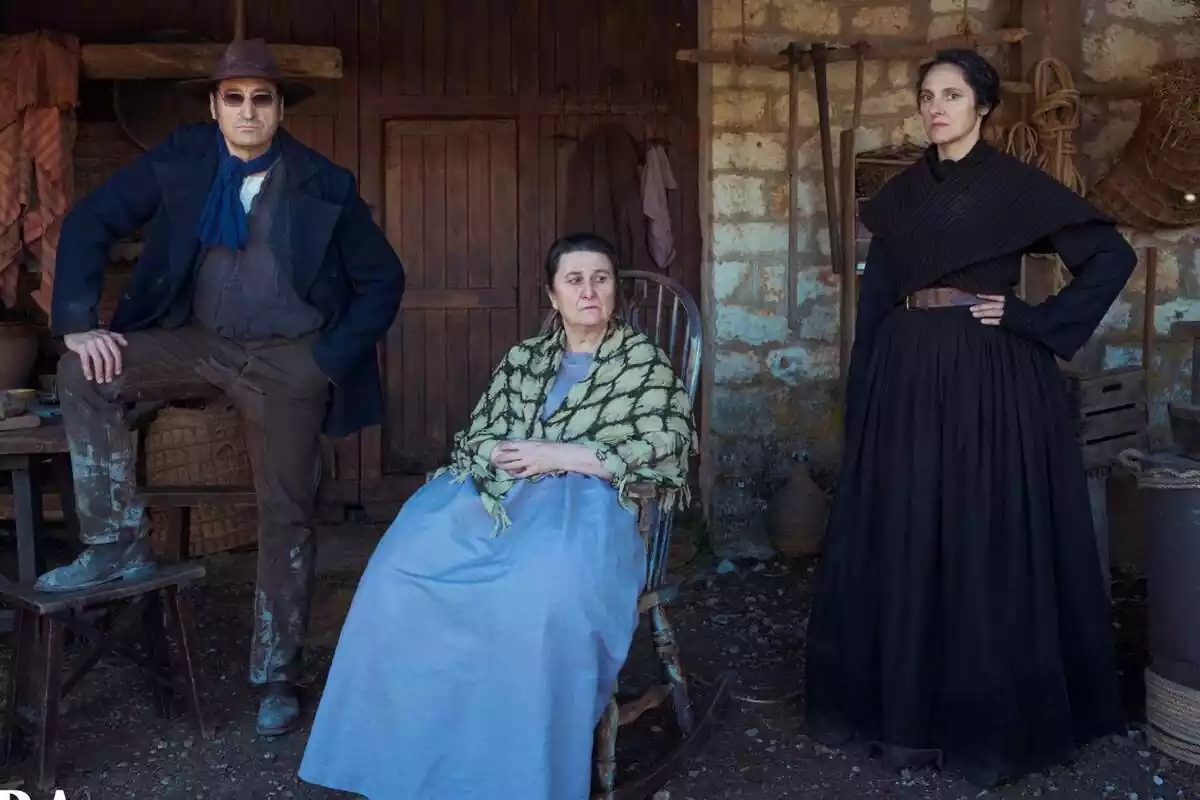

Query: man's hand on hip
[63,329,128,384]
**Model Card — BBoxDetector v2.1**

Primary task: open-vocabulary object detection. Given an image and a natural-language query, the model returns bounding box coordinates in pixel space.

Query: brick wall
[701,0,1199,555]
[703,0,1006,555]
[1080,0,1200,430]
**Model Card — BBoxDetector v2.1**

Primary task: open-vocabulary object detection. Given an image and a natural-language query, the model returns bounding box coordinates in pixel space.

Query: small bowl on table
[0,388,36,419]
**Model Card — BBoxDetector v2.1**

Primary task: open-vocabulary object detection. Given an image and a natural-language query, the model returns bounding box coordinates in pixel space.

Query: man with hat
[42,39,405,737]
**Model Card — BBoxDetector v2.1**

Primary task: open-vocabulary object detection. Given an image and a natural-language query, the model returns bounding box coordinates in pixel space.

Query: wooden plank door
[375,119,521,489]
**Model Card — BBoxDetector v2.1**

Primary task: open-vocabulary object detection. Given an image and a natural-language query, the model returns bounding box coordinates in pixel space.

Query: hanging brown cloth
[640,143,677,269]
[0,31,80,312]
[563,122,651,272]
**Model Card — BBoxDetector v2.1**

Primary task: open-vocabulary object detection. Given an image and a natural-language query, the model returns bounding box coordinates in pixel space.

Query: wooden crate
[1169,402,1200,458]
[1063,366,1148,471]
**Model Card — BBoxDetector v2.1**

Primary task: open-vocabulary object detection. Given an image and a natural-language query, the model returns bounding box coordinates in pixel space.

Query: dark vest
[191,160,325,340]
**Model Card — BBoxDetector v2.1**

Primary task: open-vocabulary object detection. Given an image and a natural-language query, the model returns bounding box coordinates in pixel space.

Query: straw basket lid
[1087,58,1200,230]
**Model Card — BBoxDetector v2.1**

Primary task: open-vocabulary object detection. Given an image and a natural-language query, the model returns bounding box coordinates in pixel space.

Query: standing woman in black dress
[803,49,1137,787]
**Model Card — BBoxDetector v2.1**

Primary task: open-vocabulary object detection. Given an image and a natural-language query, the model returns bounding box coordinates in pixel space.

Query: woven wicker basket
[1088,58,1200,230]
[144,405,259,557]
[1145,667,1200,766]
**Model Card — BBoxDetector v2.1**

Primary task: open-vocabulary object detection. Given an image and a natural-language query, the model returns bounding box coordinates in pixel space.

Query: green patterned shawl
[432,321,698,530]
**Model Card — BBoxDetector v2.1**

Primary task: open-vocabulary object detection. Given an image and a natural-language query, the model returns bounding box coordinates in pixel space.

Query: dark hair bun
[916,48,1002,120]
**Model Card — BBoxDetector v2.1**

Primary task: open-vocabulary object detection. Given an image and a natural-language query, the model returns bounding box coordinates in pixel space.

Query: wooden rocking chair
[590,270,728,800]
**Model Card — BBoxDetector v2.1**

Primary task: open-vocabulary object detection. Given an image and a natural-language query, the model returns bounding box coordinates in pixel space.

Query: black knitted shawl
[859,142,1114,298]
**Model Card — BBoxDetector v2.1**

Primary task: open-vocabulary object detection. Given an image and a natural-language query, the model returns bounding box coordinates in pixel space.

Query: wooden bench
[0,561,210,790]
[141,485,258,561]
[0,416,258,568]
[123,400,260,560]
[129,399,346,561]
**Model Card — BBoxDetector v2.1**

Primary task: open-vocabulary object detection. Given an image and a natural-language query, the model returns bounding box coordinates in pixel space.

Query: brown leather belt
[905,287,981,310]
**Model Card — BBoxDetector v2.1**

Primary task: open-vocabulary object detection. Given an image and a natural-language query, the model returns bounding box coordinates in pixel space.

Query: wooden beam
[368,94,669,118]
[676,28,1030,71]
[676,23,1145,99]
[1019,0,1085,79]
[81,43,343,80]
[1003,76,1147,98]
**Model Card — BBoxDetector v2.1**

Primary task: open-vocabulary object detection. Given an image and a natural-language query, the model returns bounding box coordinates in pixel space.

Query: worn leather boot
[34,538,156,593]
[257,681,301,736]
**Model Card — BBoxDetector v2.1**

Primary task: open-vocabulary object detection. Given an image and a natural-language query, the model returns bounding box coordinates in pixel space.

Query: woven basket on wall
[144,405,258,557]
[1088,58,1200,230]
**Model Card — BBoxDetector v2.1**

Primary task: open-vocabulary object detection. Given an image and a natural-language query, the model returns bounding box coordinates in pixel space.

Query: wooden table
[0,421,71,585]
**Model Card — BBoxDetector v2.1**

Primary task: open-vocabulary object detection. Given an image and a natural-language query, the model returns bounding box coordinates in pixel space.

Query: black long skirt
[804,304,1124,786]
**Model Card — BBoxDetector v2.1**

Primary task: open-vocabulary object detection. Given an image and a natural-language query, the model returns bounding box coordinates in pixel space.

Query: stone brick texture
[1081,0,1200,437]
[704,0,1200,555]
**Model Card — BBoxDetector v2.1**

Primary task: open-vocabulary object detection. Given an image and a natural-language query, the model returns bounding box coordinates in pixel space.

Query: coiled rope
[1117,449,1200,489]
[1146,668,1200,766]
[1001,121,1039,164]
[997,58,1086,288]
[1031,57,1086,196]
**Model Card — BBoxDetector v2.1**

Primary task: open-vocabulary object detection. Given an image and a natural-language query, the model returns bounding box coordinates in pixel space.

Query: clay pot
[767,463,829,558]
[0,322,39,390]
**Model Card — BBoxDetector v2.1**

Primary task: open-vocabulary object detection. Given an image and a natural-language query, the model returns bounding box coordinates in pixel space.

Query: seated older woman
[298,232,697,799]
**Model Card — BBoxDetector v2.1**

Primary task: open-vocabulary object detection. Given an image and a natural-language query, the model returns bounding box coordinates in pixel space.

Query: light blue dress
[299,353,646,799]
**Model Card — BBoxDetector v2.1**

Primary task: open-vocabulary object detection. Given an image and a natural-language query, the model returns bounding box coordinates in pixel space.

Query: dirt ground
[0,522,1196,800]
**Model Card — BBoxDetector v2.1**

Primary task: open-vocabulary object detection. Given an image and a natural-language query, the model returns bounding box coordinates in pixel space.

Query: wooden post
[1015,0,1086,305]
[234,0,247,40]
[1020,0,1084,79]
[850,48,865,131]
[838,47,865,402]
[811,43,842,277]
[837,129,857,403]
[1144,247,1158,377]
[786,44,802,329]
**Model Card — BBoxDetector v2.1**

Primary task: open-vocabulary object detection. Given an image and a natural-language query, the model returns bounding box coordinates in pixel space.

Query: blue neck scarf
[196,129,281,251]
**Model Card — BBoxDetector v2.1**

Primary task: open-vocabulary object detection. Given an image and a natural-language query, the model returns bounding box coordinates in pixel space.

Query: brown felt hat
[180,38,314,107]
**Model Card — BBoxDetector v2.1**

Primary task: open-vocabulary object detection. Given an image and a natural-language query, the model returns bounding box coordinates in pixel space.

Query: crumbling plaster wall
[1079,0,1199,427]
[701,0,1197,555]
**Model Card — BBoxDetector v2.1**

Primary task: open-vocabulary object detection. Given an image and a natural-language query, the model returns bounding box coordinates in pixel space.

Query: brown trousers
[56,324,329,685]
